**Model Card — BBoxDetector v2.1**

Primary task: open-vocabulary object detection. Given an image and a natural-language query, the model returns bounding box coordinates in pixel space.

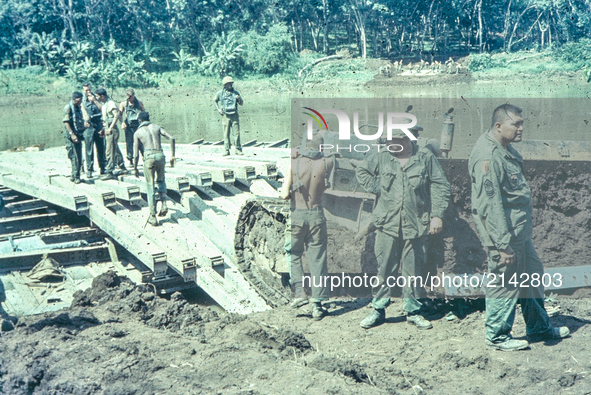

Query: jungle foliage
[0,0,590,88]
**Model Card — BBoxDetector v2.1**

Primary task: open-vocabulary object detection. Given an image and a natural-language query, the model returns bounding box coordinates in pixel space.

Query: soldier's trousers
[289,208,329,302]
[105,128,125,174]
[143,150,167,216]
[371,232,427,314]
[83,125,106,173]
[222,113,241,152]
[124,124,139,162]
[485,238,551,343]
[65,132,83,180]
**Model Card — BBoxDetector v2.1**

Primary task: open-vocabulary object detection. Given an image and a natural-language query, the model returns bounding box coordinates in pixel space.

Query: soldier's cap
[222,76,234,85]
[72,91,83,99]
[95,88,107,96]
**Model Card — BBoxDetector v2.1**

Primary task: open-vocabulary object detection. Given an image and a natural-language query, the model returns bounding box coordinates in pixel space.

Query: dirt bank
[0,271,590,394]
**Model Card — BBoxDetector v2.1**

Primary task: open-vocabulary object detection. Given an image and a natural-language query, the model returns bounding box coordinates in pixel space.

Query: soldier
[355,131,451,330]
[95,88,127,180]
[469,104,570,351]
[81,82,106,178]
[62,91,90,184]
[280,134,334,320]
[133,111,175,227]
[119,88,145,166]
[213,76,243,156]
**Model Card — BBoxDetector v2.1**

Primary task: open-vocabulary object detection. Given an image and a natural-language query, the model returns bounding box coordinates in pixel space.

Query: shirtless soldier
[133,111,176,226]
[280,134,334,320]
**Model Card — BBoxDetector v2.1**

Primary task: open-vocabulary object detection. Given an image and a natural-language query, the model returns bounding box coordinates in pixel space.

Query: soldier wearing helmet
[213,76,244,156]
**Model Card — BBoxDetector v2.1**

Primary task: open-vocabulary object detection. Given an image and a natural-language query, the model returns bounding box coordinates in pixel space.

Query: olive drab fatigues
[102,98,126,175]
[137,122,167,216]
[62,101,90,180]
[469,133,552,343]
[82,94,106,174]
[356,146,451,313]
[123,99,142,162]
[214,89,242,152]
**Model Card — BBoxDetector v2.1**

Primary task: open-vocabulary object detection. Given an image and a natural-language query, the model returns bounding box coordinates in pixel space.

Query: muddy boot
[147,214,159,227]
[360,308,385,329]
[235,149,244,156]
[158,198,168,217]
[222,150,230,156]
[311,302,328,321]
[486,338,529,351]
[290,298,309,308]
[406,314,433,330]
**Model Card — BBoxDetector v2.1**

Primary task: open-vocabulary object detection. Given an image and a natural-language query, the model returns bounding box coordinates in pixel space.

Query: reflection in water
[1,81,590,153]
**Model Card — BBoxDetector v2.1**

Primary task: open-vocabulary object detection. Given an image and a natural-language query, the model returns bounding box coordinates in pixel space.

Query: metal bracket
[101,192,117,207]
[74,195,89,215]
[223,170,234,183]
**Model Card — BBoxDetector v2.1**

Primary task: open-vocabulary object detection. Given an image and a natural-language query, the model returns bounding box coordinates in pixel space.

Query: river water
[1,79,590,158]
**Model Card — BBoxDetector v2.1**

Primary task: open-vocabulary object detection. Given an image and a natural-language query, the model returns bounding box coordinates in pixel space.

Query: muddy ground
[0,271,590,394]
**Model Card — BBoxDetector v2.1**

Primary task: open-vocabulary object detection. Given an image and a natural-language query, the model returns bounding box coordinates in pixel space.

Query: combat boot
[290,298,309,308]
[235,149,244,156]
[528,326,570,342]
[147,214,159,226]
[360,309,385,329]
[311,302,328,321]
[158,198,168,217]
[222,151,230,156]
[486,338,529,351]
[406,314,433,330]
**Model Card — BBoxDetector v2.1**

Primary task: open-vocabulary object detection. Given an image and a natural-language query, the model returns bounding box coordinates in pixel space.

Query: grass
[1,51,588,97]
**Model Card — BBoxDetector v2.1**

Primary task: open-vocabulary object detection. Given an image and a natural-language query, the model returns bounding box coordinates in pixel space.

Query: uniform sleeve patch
[482,160,490,174]
[484,179,495,197]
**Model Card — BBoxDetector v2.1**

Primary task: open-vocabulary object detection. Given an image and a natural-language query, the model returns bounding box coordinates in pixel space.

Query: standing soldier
[119,88,145,166]
[95,88,127,180]
[82,82,106,178]
[62,91,90,184]
[469,104,570,351]
[133,112,175,227]
[355,131,450,330]
[213,76,243,156]
[280,134,334,320]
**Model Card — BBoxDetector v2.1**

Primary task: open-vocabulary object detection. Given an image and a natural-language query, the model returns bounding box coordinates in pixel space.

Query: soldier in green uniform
[96,88,127,180]
[82,82,106,178]
[119,88,145,166]
[213,76,243,156]
[469,104,570,351]
[62,91,90,184]
[356,131,450,330]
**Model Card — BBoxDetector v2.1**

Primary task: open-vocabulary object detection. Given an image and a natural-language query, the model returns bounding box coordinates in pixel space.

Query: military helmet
[222,76,234,85]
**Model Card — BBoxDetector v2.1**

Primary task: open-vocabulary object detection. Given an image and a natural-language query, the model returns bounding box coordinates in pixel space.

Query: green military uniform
[62,101,89,181]
[214,88,242,153]
[122,99,142,163]
[356,144,450,313]
[82,94,106,174]
[102,97,126,176]
[469,133,552,343]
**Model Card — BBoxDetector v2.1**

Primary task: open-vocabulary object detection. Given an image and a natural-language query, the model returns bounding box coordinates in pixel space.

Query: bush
[559,38,591,66]
[241,24,296,76]
[467,53,506,71]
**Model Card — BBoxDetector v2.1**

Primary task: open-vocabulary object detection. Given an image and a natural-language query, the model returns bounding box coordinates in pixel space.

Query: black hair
[138,111,150,122]
[72,91,83,99]
[491,104,522,128]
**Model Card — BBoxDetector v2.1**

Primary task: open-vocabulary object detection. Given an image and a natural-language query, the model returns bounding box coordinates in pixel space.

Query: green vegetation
[1,0,591,94]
